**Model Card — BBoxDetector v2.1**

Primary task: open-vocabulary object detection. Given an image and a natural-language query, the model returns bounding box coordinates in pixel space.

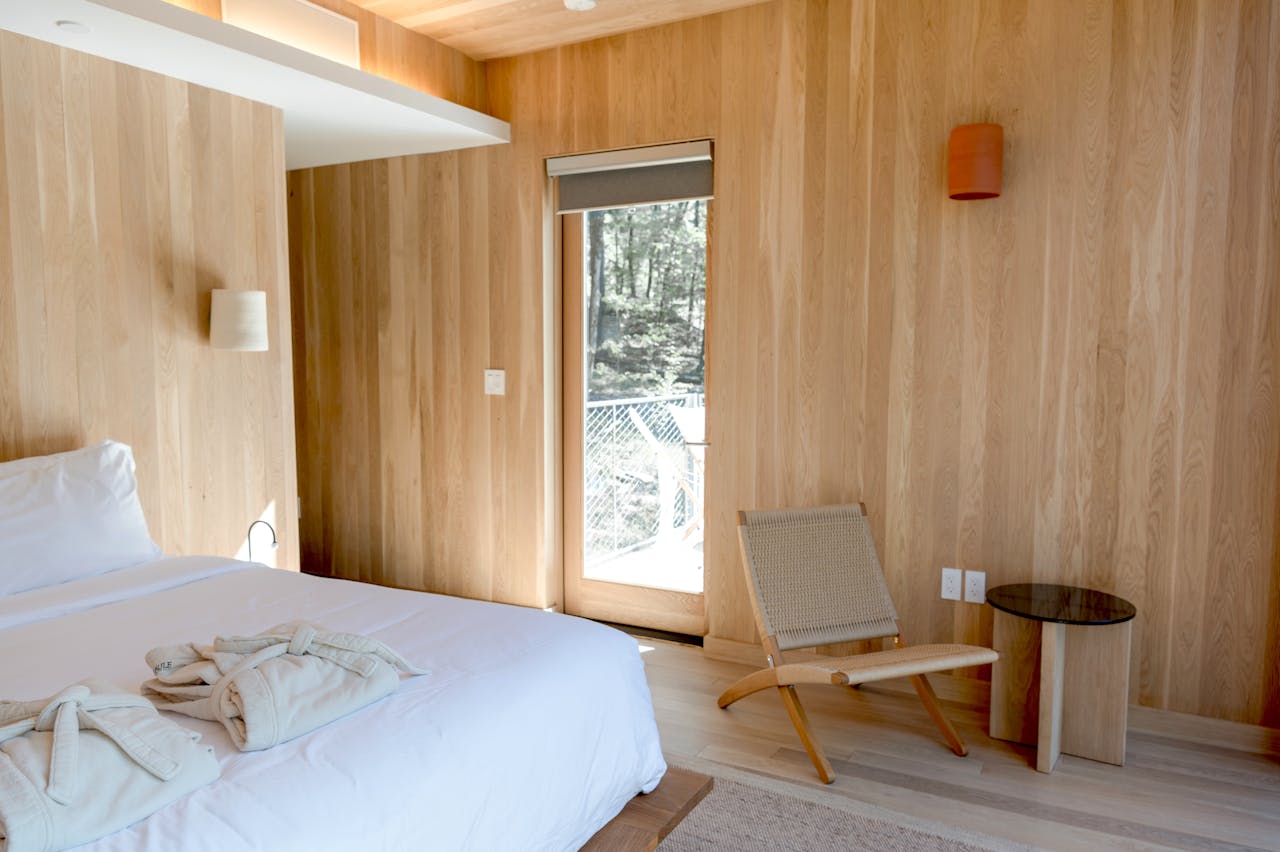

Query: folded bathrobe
[142,622,425,751]
[0,679,219,852]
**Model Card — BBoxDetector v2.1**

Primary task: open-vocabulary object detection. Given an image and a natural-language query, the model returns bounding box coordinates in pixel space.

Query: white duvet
[0,558,667,851]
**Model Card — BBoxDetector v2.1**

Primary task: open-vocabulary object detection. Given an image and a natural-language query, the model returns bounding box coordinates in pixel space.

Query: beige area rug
[658,757,1029,852]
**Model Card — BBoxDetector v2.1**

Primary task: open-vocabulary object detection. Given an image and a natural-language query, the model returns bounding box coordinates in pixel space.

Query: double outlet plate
[941,567,985,603]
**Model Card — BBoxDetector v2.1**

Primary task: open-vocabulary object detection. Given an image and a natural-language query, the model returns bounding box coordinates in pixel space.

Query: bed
[0,444,667,851]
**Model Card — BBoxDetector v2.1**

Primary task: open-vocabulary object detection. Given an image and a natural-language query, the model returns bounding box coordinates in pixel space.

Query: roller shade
[549,140,713,214]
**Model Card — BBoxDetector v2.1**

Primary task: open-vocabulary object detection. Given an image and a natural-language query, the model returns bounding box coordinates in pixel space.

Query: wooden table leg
[1036,621,1066,773]
[1062,620,1132,765]
[989,608,1040,745]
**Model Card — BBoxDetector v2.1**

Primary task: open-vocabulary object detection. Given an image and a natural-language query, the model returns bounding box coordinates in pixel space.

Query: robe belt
[150,622,426,683]
[0,685,181,805]
[208,623,426,678]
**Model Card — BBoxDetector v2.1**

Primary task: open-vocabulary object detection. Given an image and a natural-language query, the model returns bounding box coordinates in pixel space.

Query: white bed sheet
[0,558,667,851]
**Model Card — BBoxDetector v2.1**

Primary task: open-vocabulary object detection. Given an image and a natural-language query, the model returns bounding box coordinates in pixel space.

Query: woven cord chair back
[739,504,899,651]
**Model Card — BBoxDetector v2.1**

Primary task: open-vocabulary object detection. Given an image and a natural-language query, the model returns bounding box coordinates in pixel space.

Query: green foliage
[586,200,707,401]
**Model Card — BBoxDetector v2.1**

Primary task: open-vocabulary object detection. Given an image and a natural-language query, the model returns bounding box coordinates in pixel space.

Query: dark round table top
[986,583,1136,626]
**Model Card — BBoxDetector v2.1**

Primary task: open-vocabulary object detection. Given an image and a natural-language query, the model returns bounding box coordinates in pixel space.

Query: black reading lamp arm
[246,519,278,563]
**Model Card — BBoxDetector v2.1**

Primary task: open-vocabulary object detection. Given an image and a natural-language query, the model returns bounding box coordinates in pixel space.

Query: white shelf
[0,0,510,169]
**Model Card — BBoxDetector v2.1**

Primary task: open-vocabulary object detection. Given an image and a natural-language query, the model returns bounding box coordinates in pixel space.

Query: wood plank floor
[638,638,1280,851]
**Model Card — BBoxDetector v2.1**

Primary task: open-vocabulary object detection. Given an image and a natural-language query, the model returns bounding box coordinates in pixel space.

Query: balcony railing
[584,392,704,566]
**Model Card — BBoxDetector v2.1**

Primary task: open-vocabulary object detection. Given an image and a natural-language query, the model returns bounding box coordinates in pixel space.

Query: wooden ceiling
[342,0,770,59]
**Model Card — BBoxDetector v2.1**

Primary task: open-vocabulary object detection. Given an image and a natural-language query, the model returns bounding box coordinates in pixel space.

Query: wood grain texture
[1061,620,1131,765]
[991,615,1133,767]
[0,31,299,569]
[645,636,1280,852]
[1036,622,1065,772]
[287,147,557,604]
[989,608,1040,745]
[342,0,771,60]
[161,0,488,112]
[581,767,713,852]
[287,0,1280,724]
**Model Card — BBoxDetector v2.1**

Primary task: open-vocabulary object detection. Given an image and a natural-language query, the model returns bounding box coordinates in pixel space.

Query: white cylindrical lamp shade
[210,289,269,351]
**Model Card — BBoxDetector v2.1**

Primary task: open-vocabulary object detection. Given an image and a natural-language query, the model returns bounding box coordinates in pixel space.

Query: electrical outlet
[484,369,506,396]
[941,567,962,601]
[964,569,986,604]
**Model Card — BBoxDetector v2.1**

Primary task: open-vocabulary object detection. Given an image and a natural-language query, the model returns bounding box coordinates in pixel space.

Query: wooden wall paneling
[2,36,47,453]
[154,75,190,553]
[266,102,300,567]
[559,213,582,617]
[286,169,317,570]
[379,155,421,590]
[454,151,494,600]
[40,47,83,452]
[358,8,488,114]
[191,85,230,554]
[1087,0,1142,708]
[708,0,745,627]
[0,31,298,569]
[541,149,564,612]
[874,0,941,651]
[1265,3,1280,732]
[985,0,1045,683]
[1204,0,1280,724]
[948,0,1000,664]
[329,164,356,578]
[1164,0,1233,716]
[161,0,488,113]
[286,0,1280,724]
[342,0,768,61]
[0,46,16,460]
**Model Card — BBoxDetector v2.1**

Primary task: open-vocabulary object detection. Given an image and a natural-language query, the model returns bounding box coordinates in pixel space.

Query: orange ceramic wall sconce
[948,123,1003,200]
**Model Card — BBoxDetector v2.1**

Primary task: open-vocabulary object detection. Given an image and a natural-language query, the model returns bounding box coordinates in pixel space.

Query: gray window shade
[549,140,713,214]
[557,160,712,213]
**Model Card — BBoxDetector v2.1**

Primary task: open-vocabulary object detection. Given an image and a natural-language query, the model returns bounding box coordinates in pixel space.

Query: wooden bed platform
[583,768,713,851]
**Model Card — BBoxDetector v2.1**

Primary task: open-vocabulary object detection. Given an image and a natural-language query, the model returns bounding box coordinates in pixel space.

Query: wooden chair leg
[910,674,968,756]
[776,686,835,783]
[717,669,779,708]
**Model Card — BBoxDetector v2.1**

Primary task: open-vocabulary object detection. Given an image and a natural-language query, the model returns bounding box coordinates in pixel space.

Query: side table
[987,583,1136,773]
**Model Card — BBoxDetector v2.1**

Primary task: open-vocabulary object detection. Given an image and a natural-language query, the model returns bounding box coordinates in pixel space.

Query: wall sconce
[948,123,1003,200]
[210,289,269,351]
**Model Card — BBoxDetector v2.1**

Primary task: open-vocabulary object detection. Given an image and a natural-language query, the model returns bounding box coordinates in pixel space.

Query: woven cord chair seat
[783,643,999,686]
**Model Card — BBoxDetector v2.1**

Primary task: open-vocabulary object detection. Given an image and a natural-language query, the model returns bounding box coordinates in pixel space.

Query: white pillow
[0,440,162,595]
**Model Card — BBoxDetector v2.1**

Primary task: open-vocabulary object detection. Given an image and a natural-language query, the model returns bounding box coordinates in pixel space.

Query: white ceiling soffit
[0,0,510,170]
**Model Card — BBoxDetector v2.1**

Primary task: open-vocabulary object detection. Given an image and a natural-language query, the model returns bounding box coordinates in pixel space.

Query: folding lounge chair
[718,503,999,783]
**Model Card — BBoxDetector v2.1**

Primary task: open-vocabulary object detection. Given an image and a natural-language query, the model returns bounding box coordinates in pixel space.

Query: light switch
[484,369,506,396]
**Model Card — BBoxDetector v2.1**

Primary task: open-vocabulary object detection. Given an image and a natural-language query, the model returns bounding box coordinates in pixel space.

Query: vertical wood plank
[0,31,297,569]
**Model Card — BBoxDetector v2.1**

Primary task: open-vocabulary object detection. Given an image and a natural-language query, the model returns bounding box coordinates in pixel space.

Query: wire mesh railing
[584,392,704,566]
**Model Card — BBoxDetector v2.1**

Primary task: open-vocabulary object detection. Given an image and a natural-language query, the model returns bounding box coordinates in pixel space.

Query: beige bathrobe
[142,621,425,752]
[0,680,219,852]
